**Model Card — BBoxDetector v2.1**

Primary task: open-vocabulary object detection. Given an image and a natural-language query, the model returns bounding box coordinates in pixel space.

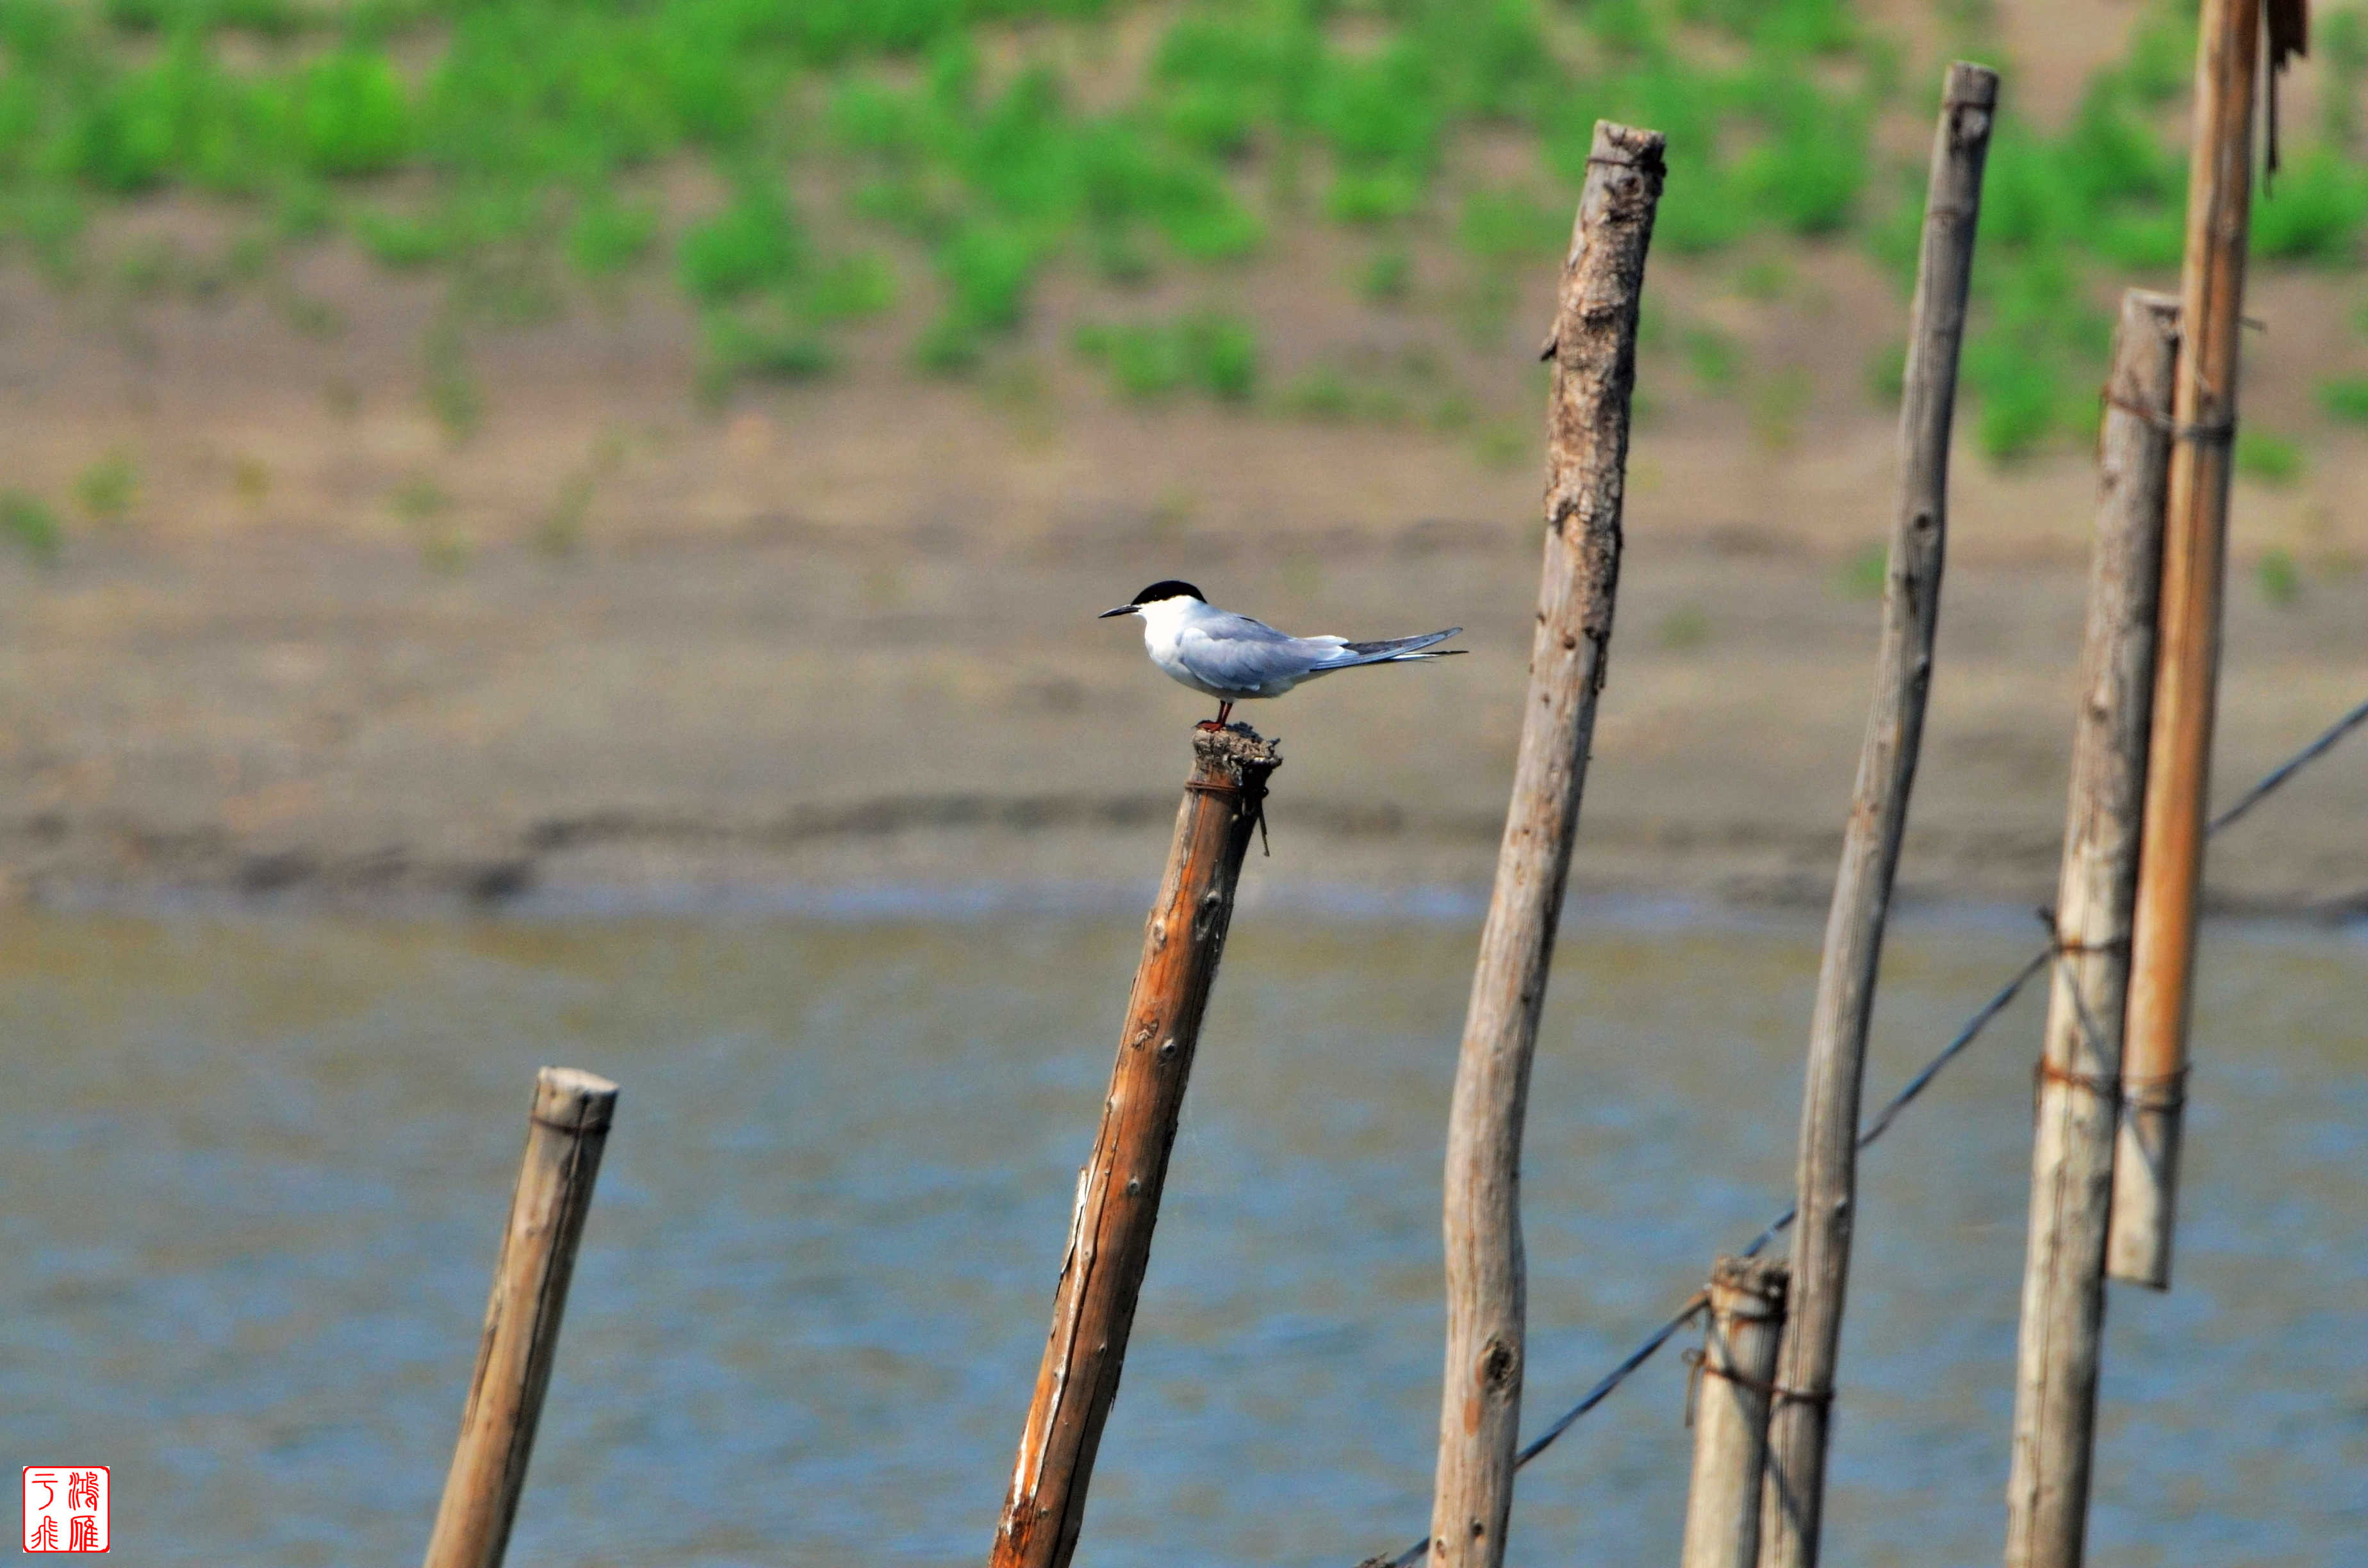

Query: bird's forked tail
[1312,628,1465,669]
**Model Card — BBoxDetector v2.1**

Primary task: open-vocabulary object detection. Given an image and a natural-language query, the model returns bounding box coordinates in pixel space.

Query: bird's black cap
[1129,580,1204,605]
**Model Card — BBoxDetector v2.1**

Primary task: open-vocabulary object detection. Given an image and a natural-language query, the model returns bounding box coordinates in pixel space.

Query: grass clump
[680,181,805,303]
[1,491,63,564]
[1836,541,1887,600]
[700,307,834,400]
[567,195,659,279]
[2315,375,2368,423]
[2255,547,2302,607]
[1681,326,1741,393]
[2235,429,2304,486]
[74,450,139,521]
[1073,311,1258,404]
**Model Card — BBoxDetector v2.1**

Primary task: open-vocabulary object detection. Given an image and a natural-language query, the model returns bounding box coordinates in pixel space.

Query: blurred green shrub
[2316,375,2368,423]
[2255,547,2302,607]
[1,491,62,564]
[1073,311,1257,403]
[2235,429,2304,486]
[75,450,138,521]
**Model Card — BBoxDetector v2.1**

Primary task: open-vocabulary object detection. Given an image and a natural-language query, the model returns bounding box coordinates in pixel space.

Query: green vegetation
[2235,428,2303,486]
[2315,375,2368,423]
[2255,546,2302,607]
[1073,311,1258,403]
[1658,603,1711,650]
[0,0,2358,445]
[1837,540,1887,600]
[74,448,139,521]
[1682,326,1741,393]
[1,489,62,563]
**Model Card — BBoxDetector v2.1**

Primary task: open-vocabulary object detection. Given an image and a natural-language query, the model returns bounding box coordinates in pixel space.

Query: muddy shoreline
[6,523,2360,919]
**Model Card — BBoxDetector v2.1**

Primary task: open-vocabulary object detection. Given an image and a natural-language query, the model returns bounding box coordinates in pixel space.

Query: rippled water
[2,903,2362,1567]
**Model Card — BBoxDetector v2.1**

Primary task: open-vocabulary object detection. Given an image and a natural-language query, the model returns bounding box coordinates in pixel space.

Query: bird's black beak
[1098,605,1137,619]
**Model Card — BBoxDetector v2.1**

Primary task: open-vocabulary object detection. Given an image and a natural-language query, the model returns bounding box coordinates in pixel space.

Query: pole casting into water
[2114,0,2288,1293]
[1681,1257,1790,1568]
[1430,117,1663,1568]
[1099,580,1463,730]
[2005,290,2176,1568]
[1760,61,1995,1568]
[423,1067,618,1568]
[988,725,1281,1568]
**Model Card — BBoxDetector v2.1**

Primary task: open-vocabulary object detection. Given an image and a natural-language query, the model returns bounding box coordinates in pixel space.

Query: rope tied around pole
[1183,763,1273,856]
[2099,387,2235,445]
[1679,1345,1799,1426]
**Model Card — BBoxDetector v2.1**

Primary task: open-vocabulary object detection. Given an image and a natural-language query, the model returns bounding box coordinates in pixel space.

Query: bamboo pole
[1757,63,1996,1568]
[1682,1257,1790,1568]
[2003,291,2178,1568]
[2113,0,2265,1292]
[1427,119,1663,1568]
[423,1066,619,1568]
[989,726,1281,1568]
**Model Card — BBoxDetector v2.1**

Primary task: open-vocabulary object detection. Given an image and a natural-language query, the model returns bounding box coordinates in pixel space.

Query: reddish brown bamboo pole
[988,726,1281,1568]
[423,1067,619,1568]
[1427,118,1663,1568]
[2113,0,2264,1292]
[1681,1257,1790,1568]
[1757,63,1996,1568]
[2003,290,2176,1568]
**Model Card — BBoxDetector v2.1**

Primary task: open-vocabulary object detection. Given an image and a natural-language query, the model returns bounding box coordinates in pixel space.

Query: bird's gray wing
[1176,613,1335,694]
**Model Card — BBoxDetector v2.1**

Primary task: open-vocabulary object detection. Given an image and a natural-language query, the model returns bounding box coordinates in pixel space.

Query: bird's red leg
[1196,700,1233,732]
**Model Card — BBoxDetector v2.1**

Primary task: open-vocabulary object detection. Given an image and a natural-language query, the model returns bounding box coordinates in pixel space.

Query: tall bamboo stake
[1682,1257,1789,1568]
[423,1066,619,1568]
[2113,0,2265,1292]
[1757,63,1996,1568]
[2003,291,2177,1568]
[1427,119,1663,1568]
[989,726,1281,1568]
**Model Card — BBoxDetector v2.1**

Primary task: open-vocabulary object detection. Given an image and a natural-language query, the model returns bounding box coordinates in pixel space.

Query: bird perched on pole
[1099,580,1463,729]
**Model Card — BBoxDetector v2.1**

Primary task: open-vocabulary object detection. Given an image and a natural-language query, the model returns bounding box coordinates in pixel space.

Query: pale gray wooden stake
[423,1067,618,1568]
[1757,61,1996,1568]
[2003,290,2176,1568]
[1681,1257,1789,1568]
[1429,118,1664,1568]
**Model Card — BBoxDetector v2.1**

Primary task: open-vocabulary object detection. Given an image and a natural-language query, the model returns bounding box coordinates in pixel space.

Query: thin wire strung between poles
[1365,694,2368,1568]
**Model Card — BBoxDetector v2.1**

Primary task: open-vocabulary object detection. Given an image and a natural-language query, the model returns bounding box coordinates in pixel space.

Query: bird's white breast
[1137,600,1229,696]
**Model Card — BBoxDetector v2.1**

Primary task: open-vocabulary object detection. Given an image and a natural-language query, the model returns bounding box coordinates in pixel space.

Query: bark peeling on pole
[2114,0,2265,1293]
[1682,1257,1790,1568]
[989,726,1281,1568]
[423,1066,618,1568]
[1758,62,1995,1568]
[1428,118,1663,1568]
[2004,290,2176,1568]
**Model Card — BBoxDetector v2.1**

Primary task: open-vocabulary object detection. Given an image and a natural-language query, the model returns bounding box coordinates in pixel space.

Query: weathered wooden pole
[423,1066,619,1568]
[1427,119,1663,1568]
[1758,63,1996,1568]
[989,726,1281,1568]
[2003,291,2178,1568]
[1682,1257,1790,1568]
[2112,0,2269,1291]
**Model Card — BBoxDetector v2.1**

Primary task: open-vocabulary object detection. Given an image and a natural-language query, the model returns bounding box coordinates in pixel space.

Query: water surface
[3,905,2362,1567]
